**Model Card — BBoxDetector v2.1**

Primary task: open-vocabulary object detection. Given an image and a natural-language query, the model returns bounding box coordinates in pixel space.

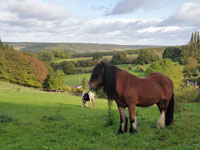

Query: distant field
[54,54,138,64]
[8,42,155,53]
[65,64,146,86]
[65,73,91,86]
[54,57,92,63]
[127,54,138,60]
[0,81,200,150]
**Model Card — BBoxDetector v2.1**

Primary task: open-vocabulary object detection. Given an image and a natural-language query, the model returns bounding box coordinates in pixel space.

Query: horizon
[4,41,165,47]
[0,0,200,46]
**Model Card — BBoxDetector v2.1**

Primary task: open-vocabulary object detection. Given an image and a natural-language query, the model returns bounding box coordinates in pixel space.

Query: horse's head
[89,62,104,91]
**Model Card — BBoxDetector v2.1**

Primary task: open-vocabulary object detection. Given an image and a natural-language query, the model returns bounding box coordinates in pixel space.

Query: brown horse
[89,62,174,134]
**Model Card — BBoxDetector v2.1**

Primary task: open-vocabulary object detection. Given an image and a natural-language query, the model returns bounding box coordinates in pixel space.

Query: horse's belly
[136,95,160,107]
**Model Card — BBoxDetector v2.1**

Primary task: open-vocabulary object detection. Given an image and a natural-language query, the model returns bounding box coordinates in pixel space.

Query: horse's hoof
[129,128,137,134]
[116,130,125,135]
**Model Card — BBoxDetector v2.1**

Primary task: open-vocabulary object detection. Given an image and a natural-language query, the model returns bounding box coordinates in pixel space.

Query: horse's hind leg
[117,106,128,134]
[128,104,137,134]
[157,100,167,128]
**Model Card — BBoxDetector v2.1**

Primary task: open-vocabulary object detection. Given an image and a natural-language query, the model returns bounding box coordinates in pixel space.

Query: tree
[181,31,200,63]
[0,42,48,87]
[111,52,127,64]
[194,31,197,44]
[197,32,200,48]
[137,50,159,65]
[36,51,54,62]
[29,56,48,85]
[0,39,4,49]
[46,70,65,90]
[183,57,199,77]
[60,61,75,75]
[162,47,181,62]
[64,51,71,59]
[146,59,183,91]
[92,53,103,60]
[189,32,194,45]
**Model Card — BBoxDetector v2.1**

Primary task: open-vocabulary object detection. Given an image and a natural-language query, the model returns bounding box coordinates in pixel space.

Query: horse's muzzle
[89,84,97,92]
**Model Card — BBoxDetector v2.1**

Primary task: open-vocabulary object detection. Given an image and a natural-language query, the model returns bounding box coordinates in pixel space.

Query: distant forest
[6,42,159,53]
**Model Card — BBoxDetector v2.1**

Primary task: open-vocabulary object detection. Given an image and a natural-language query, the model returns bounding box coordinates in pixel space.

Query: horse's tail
[165,92,174,126]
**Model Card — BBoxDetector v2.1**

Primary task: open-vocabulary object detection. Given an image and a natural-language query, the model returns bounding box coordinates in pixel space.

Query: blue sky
[0,0,199,45]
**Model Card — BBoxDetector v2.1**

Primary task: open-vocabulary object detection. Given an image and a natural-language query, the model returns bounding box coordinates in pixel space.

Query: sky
[0,0,200,46]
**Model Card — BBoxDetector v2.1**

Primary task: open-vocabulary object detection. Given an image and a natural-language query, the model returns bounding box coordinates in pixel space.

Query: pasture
[0,81,200,150]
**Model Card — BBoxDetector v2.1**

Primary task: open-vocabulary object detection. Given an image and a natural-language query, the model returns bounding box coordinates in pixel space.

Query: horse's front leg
[90,98,94,109]
[128,104,137,134]
[117,106,128,134]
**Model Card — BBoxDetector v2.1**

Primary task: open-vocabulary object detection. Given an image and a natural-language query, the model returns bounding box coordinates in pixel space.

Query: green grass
[0,81,200,150]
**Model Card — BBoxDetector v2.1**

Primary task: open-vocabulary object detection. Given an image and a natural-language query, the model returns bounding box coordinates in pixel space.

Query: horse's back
[145,72,173,98]
[146,72,173,88]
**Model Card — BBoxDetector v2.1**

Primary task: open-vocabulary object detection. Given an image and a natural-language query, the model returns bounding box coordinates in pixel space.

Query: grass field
[0,81,200,150]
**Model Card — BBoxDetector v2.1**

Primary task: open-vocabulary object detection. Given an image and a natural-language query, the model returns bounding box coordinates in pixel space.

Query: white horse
[82,92,95,108]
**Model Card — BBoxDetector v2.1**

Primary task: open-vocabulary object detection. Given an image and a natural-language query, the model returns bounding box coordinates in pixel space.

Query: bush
[176,84,199,102]
[183,57,199,77]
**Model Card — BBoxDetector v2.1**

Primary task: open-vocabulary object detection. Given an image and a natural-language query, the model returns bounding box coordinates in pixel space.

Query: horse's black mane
[91,62,117,100]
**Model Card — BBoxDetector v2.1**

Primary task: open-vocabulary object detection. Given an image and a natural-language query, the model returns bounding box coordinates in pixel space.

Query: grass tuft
[0,111,18,123]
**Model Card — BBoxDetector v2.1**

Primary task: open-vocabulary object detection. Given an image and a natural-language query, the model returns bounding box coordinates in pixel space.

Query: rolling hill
[6,42,158,53]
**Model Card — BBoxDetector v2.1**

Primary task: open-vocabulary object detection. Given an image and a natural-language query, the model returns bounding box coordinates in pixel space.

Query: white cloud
[6,0,69,21]
[161,2,200,26]
[138,26,180,33]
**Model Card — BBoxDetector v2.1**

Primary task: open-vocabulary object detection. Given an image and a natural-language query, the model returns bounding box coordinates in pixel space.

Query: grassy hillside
[7,42,156,53]
[0,81,200,150]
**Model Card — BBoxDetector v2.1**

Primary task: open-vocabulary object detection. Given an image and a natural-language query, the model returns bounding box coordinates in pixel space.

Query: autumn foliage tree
[0,41,48,87]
